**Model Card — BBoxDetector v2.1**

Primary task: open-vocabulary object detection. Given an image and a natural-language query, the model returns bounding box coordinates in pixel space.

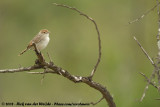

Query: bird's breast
[36,35,50,50]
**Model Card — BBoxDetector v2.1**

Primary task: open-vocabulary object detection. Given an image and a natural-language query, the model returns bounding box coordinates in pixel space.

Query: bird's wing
[28,34,43,48]
[32,34,43,43]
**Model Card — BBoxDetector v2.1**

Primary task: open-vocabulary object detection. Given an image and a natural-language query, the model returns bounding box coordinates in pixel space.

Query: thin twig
[0,3,116,107]
[0,65,41,73]
[157,0,160,41]
[129,2,160,24]
[134,36,159,101]
[132,1,160,102]
[156,0,160,89]
[140,72,158,89]
[140,68,158,101]
[47,52,53,63]
[27,70,59,74]
[140,84,148,102]
[53,3,101,79]
[133,36,156,67]
[90,96,104,105]
[41,69,46,85]
[75,99,82,107]
[41,74,45,84]
[27,72,46,74]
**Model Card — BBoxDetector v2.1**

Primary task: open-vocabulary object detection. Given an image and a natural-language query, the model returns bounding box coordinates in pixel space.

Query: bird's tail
[18,48,28,56]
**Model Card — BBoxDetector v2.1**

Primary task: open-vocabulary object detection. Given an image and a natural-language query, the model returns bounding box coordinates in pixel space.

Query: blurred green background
[0,0,160,107]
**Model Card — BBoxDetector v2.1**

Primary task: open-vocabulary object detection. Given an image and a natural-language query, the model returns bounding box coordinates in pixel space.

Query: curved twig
[53,3,101,79]
[128,2,160,24]
[0,3,115,107]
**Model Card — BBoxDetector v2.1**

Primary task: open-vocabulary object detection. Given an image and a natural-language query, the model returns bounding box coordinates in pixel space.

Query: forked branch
[0,3,115,107]
[134,36,159,101]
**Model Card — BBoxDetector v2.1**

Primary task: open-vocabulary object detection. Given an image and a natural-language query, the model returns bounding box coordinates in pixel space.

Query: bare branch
[2,61,115,106]
[140,72,158,89]
[157,0,160,41]
[90,96,104,105]
[132,1,160,102]
[139,70,158,102]
[0,54,116,107]
[155,0,160,89]
[53,3,101,79]
[75,99,82,107]
[0,3,115,107]
[47,52,53,63]
[134,36,159,101]
[28,72,46,74]
[129,2,160,24]
[27,70,59,74]
[0,65,41,73]
[140,85,148,102]
[52,4,115,105]
[133,36,156,67]
[139,68,159,101]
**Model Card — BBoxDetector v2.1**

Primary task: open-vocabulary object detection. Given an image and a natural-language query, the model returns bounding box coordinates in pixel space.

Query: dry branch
[133,1,160,101]
[0,65,41,73]
[156,0,160,41]
[140,72,158,89]
[134,36,159,101]
[156,0,160,89]
[0,3,115,107]
[90,96,104,105]
[133,36,156,67]
[0,50,115,106]
[53,3,102,79]
[129,2,160,24]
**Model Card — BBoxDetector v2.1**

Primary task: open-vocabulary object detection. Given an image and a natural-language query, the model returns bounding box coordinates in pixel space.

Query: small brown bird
[19,29,50,56]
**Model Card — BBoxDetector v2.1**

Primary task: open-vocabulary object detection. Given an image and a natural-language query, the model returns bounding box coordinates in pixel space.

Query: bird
[19,29,50,56]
